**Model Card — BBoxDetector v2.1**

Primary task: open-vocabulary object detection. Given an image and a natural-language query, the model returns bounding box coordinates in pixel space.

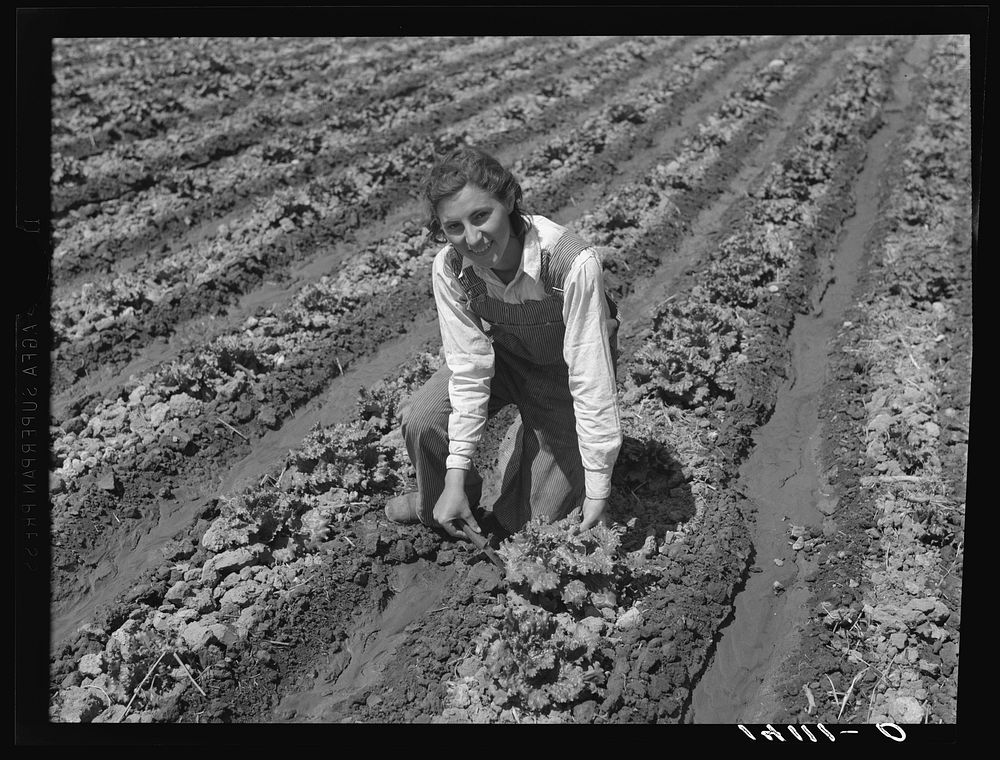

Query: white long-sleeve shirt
[432,215,622,499]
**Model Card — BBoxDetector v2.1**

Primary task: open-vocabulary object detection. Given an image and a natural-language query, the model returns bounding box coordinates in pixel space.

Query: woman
[385,146,622,541]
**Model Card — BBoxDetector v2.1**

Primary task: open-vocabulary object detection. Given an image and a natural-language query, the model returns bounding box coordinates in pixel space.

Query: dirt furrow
[690,33,932,723]
[47,35,801,653]
[49,38,692,393]
[612,38,851,348]
[50,36,631,283]
[45,36,917,725]
[48,37,807,624]
[441,36,908,726]
[252,37,908,726]
[746,34,970,726]
[52,37,450,159]
[48,36,751,409]
[51,36,519,187]
[52,36,386,102]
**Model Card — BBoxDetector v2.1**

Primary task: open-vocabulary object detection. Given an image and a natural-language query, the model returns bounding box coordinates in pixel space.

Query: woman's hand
[432,469,482,539]
[578,496,608,531]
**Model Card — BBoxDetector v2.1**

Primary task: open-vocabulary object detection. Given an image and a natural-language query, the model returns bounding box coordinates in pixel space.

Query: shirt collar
[520,220,542,282]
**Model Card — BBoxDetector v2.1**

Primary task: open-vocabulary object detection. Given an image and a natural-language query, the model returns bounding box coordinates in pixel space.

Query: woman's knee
[402,370,450,438]
[401,401,446,448]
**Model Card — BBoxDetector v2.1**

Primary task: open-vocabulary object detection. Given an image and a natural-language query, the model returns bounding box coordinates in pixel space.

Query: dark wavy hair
[422,145,532,244]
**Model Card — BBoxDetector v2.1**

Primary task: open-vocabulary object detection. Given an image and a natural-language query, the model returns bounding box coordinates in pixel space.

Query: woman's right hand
[432,472,482,539]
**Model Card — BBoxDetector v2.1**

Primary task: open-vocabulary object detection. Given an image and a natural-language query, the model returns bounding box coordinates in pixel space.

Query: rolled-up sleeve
[432,249,495,470]
[561,250,622,499]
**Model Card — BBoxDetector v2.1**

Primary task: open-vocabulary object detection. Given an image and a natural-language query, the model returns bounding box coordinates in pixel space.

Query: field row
[52,37,484,159]
[773,35,969,724]
[48,36,911,723]
[48,34,815,636]
[52,36,554,216]
[50,36,759,397]
[49,35,818,548]
[51,36,655,279]
[49,36,684,328]
[540,38,905,723]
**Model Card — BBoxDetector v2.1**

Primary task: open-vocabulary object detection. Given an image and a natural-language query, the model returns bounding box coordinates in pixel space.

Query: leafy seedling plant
[465,515,657,715]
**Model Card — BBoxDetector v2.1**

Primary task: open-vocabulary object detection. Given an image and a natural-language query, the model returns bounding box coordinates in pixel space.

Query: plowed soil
[39,35,972,727]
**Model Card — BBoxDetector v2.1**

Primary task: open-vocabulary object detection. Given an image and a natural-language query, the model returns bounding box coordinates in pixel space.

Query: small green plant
[159,335,270,402]
[470,516,655,713]
[499,517,647,609]
[626,294,748,408]
[218,486,350,561]
[356,351,442,434]
[287,420,397,497]
[221,488,301,544]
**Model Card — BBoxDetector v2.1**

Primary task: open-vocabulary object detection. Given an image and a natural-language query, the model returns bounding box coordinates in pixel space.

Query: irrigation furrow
[51,36,631,281]
[53,36,533,209]
[47,37,919,726]
[49,34,828,650]
[51,37,478,160]
[612,37,910,724]
[52,36,371,94]
[51,37,534,218]
[47,37,689,412]
[49,36,746,398]
[50,36,661,280]
[48,35,766,430]
[755,34,969,725]
[49,34,804,495]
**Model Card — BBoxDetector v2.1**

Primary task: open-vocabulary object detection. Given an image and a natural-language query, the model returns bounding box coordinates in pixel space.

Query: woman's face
[437,183,521,273]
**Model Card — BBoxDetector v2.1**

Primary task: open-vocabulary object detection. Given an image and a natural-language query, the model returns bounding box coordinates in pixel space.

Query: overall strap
[540,231,619,320]
[446,246,488,299]
[445,246,463,278]
[540,231,593,294]
[447,236,617,321]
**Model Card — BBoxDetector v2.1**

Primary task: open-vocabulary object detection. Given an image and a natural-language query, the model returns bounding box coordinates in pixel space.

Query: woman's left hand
[578,496,608,531]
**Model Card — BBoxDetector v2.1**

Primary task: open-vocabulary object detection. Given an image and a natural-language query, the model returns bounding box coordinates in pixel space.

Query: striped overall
[402,230,619,535]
